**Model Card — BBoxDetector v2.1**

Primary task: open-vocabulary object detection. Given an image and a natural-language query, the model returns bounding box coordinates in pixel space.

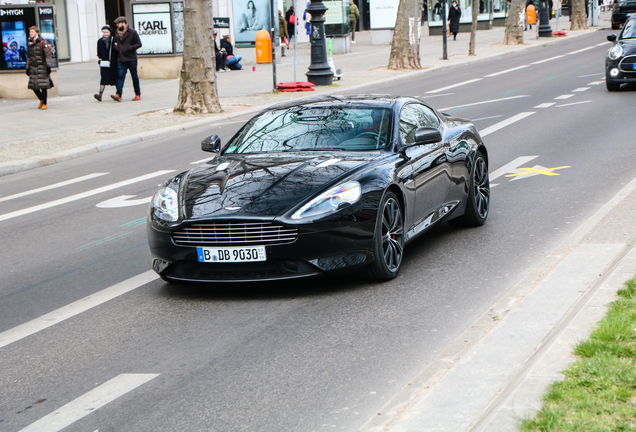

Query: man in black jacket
[112,16,142,102]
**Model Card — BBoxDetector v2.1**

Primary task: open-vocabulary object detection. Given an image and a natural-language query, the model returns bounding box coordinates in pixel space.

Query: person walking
[278,10,289,57]
[349,0,359,43]
[448,0,461,40]
[111,16,142,102]
[285,6,295,47]
[94,25,118,101]
[26,26,52,110]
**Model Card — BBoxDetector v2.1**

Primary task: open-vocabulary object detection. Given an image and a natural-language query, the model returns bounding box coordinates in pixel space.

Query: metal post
[538,0,553,37]
[442,0,448,60]
[270,0,277,92]
[305,0,333,85]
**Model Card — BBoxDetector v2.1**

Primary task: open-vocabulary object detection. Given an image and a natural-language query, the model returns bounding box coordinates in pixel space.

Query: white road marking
[96,195,152,208]
[554,94,574,100]
[190,156,215,165]
[479,112,536,137]
[534,102,556,108]
[0,271,158,350]
[426,79,482,94]
[19,374,159,432]
[531,55,565,64]
[587,80,605,85]
[0,170,174,223]
[555,100,592,107]
[472,115,503,122]
[567,46,595,55]
[420,93,454,98]
[595,41,611,46]
[489,156,539,182]
[484,65,529,77]
[572,87,590,92]
[0,173,109,204]
[439,95,529,111]
[578,72,604,78]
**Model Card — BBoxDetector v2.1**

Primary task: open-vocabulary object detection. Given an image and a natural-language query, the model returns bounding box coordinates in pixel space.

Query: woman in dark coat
[95,25,118,101]
[26,26,52,110]
[448,0,462,40]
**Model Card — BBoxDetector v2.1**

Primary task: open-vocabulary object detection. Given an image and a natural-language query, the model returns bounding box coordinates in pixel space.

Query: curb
[0,26,601,178]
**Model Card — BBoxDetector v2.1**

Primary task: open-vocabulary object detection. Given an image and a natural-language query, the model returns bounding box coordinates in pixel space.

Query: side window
[413,104,441,128]
[399,105,420,145]
[399,104,441,144]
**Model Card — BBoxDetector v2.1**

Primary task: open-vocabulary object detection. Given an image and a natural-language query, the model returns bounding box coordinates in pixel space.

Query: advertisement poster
[232,0,270,45]
[2,21,27,69]
[370,0,399,29]
[38,6,58,67]
[133,3,174,55]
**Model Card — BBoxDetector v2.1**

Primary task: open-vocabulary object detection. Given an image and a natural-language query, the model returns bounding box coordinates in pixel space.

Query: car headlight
[151,186,179,222]
[292,181,361,220]
[608,44,623,60]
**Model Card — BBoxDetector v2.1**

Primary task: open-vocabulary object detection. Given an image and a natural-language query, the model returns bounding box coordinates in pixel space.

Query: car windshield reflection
[224,107,393,154]
[621,20,636,38]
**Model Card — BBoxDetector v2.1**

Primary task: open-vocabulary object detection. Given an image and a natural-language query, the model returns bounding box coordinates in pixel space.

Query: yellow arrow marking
[505,166,571,177]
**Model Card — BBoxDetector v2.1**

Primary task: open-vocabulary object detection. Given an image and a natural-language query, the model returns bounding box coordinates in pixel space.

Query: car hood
[182,153,376,219]
[618,39,636,54]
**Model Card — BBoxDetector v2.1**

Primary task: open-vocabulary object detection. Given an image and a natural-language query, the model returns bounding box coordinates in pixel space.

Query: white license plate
[197,246,266,263]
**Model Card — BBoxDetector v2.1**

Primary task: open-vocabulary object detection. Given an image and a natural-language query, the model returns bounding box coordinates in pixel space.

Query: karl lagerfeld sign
[132,3,173,54]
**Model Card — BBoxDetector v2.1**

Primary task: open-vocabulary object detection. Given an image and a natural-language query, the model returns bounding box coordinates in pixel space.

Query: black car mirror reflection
[201,135,222,153]
[608,34,617,42]
[412,127,442,145]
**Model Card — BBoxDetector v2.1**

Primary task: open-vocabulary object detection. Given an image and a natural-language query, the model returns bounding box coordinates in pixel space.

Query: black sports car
[612,0,636,30]
[606,16,636,91]
[147,96,490,283]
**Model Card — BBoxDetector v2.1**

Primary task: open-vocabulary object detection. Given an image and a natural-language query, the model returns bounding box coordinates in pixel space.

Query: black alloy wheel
[451,151,490,227]
[362,191,404,281]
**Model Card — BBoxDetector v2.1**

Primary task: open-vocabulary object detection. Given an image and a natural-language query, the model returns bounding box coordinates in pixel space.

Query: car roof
[265,95,423,111]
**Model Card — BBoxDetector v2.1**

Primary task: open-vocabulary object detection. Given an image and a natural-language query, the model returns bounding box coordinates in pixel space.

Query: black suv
[612,1,636,29]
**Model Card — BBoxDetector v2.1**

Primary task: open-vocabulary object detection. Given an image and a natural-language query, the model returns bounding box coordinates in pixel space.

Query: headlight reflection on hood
[292,181,361,220]
[151,186,179,222]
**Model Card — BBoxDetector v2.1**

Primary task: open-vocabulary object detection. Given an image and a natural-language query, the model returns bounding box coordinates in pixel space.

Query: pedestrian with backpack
[94,25,118,101]
[26,26,52,110]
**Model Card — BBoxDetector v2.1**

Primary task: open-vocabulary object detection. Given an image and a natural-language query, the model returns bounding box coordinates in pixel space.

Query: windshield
[621,19,636,39]
[224,107,393,154]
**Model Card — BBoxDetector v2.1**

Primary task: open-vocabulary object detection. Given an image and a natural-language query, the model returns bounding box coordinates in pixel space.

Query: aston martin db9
[147,96,490,283]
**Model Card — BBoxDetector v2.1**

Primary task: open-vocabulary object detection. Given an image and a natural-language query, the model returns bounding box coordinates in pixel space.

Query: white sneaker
[351,40,356,44]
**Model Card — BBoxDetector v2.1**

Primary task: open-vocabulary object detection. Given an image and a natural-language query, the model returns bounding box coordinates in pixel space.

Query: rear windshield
[224,107,393,154]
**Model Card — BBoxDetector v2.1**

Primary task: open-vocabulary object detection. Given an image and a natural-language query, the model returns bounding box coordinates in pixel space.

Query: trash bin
[255,29,272,64]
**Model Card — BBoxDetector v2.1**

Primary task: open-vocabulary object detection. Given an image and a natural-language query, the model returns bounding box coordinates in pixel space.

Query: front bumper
[148,219,377,283]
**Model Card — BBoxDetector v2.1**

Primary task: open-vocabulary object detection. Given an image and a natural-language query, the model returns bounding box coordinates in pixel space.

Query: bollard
[255,29,272,64]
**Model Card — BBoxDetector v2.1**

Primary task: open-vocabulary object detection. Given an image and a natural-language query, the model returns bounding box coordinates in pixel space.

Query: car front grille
[171,221,298,247]
[619,55,636,72]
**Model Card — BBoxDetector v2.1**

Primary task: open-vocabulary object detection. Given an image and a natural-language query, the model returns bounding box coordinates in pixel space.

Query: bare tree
[174,0,222,115]
[503,0,525,45]
[388,0,424,69]
[468,0,480,55]
[570,0,588,29]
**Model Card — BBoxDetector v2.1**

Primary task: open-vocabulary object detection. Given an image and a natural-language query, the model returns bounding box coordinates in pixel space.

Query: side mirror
[608,34,617,42]
[201,135,221,153]
[413,127,442,145]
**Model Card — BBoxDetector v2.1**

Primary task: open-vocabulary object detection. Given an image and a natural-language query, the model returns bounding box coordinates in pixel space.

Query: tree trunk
[570,0,588,29]
[388,0,423,69]
[174,0,222,115]
[469,0,480,55]
[503,0,525,45]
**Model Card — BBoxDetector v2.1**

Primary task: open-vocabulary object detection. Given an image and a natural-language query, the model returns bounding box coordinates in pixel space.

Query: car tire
[362,191,404,281]
[606,79,620,91]
[450,151,490,227]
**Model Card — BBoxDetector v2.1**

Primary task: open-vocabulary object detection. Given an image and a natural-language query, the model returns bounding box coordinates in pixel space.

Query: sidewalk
[0,13,610,176]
